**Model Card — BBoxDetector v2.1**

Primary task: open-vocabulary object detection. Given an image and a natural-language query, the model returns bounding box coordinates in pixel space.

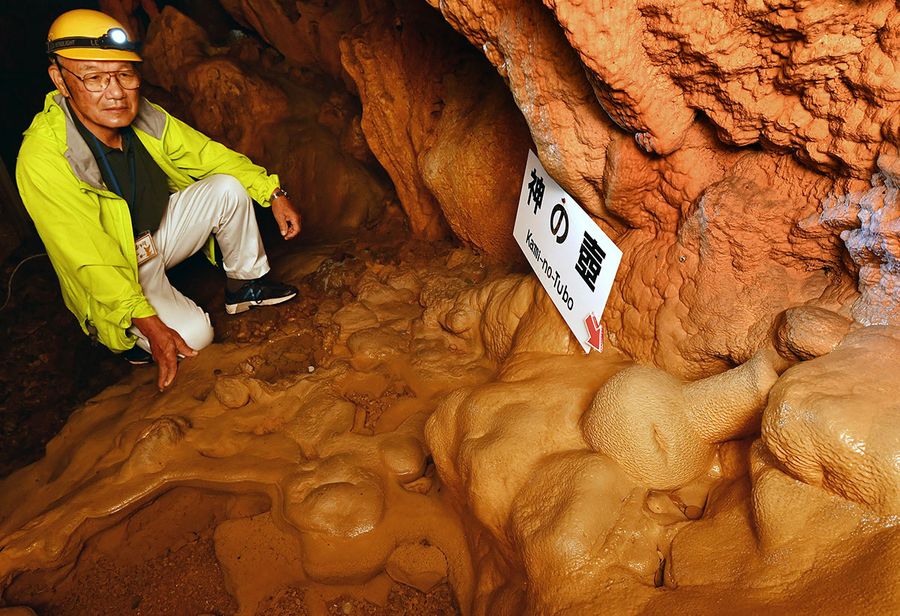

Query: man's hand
[271,193,302,240]
[132,315,197,390]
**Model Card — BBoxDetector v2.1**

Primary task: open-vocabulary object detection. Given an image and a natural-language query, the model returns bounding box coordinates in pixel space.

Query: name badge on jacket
[135,231,159,266]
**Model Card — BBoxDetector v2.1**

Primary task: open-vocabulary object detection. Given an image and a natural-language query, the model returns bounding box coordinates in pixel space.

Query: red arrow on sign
[584,313,603,353]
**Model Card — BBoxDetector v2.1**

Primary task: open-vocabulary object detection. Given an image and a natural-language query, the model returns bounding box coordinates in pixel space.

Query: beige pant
[129,174,270,352]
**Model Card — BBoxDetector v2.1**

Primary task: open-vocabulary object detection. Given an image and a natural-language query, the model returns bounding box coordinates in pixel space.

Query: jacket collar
[51,91,166,190]
[55,92,105,190]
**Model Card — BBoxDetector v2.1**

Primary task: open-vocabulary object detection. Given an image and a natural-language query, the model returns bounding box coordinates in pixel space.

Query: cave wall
[173,0,898,377]
[200,0,534,261]
[1,1,898,615]
[424,0,899,376]
[139,4,393,239]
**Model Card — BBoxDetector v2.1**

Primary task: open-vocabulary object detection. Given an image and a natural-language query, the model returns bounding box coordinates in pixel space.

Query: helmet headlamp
[47,27,139,55]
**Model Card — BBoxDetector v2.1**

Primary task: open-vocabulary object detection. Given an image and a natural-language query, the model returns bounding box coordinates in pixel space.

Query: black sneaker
[225,279,298,314]
[122,344,153,365]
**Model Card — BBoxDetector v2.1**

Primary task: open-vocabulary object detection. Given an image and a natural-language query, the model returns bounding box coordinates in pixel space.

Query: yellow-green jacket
[16,91,280,351]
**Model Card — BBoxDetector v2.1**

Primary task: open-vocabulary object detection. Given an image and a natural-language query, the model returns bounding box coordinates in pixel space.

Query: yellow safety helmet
[47,9,142,62]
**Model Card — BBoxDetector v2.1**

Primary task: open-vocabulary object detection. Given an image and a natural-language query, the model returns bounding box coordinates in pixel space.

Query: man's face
[48,57,140,139]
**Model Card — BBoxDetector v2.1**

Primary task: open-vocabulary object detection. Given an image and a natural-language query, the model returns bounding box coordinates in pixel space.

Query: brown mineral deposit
[340,0,534,258]
[772,305,855,360]
[2,0,899,614]
[580,349,787,490]
[385,543,449,593]
[763,326,900,515]
[1,240,897,615]
[142,7,391,240]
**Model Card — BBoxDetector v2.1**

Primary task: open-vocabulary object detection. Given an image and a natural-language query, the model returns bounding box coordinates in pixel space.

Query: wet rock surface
[0,216,480,614]
[1,1,898,614]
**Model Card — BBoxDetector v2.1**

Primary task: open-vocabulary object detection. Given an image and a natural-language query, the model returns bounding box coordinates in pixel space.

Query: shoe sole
[225,291,297,315]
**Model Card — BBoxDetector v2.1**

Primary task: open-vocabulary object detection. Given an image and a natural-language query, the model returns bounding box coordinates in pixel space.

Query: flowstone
[1,240,898,615]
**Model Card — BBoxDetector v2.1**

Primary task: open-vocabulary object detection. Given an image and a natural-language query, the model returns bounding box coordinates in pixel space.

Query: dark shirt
[68,100,170,234]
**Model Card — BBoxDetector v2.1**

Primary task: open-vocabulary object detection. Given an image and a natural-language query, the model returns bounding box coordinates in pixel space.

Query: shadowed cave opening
[0,1,898,615]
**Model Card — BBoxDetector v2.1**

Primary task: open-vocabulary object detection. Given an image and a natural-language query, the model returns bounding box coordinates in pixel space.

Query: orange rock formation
[1,0,898,614]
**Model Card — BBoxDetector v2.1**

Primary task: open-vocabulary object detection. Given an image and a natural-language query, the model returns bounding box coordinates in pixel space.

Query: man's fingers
[272,199,301,240]
[135,316,194,391]
[158,345,179,390]
[174,333,197,357]
[284,213,302,240]
[277,212,289,238]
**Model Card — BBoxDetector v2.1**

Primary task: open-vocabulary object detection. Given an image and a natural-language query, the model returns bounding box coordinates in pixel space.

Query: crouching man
[16,9,301,390]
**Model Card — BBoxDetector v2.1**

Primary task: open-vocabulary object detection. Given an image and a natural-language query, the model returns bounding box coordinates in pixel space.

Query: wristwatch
[271,187,289,201]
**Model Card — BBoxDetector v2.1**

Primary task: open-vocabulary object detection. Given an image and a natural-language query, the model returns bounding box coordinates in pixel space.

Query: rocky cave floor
[0,210,468,615]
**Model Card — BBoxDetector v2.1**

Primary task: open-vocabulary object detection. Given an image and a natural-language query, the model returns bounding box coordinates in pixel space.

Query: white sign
[513,150,622,353]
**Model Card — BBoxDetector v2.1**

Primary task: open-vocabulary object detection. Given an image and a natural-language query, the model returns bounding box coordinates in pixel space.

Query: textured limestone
[213,375,251,409]
[425,0,898,377]
[0,242,488,612]
[657,442,898,615]
[427,0,619,225]
[581,349,785,490]
[142,0,900,376]
[434,0,899,177]
[772,305,855,360]
[604,139,857,378]
[425,281,899,613]
[385,543,448,593]
[6,1,900,614]
[818,160,900,326]
[1,243,897,613]
[763,326,900,514]
[544,0,694,156]
[341,0,533,259]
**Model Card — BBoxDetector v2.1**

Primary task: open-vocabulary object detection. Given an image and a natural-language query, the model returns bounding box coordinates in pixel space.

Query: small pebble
[307,365,315,373]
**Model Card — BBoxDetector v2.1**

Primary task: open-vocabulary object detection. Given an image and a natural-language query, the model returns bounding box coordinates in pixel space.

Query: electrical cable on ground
[0,253,48,312]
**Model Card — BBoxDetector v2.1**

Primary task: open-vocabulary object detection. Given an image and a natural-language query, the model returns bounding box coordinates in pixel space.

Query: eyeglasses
[57,64,140,92]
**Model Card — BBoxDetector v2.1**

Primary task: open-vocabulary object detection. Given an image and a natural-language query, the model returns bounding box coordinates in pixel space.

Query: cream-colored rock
[583,366,716,490]
[214,376,251,409]
[763,326,900,514]
[582,350,782,490]
[772,305,854,360]
[1,240,898,614]
[509,452,658,614]
[288,477,385,537]
[656,445,899,615]
[385,542,448,593]
[0,244,485,611]
[379,435,427,483]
